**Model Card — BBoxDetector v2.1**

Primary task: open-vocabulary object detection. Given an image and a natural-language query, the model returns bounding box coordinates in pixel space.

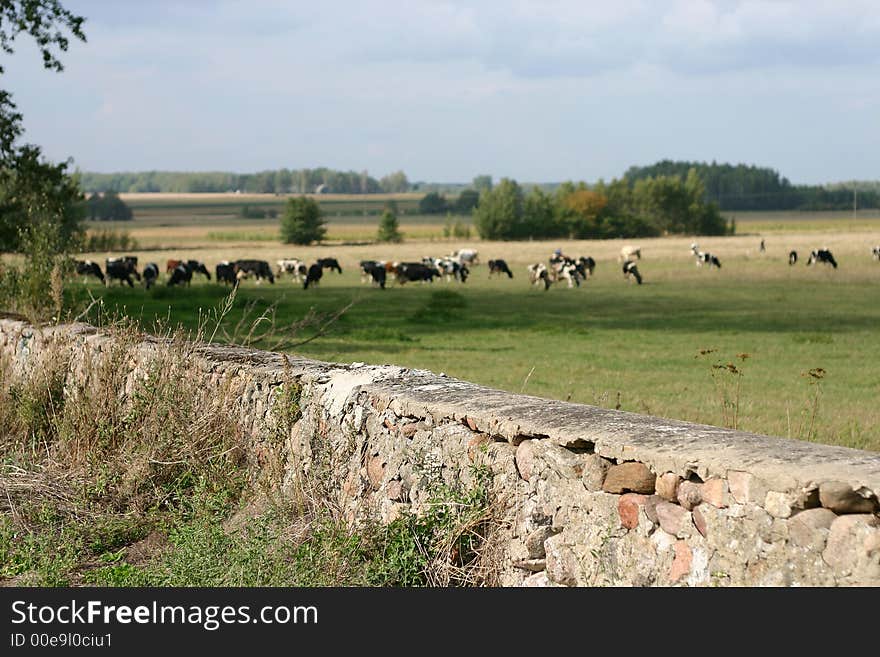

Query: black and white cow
[216,261,239,286]
[691,243,721,268]
[185,260,211,281]
[75,260,105,284]
[789,250,798,266]
[317,257,343,274]
[623,260,643,285]
[806,248,838,269]
[619,245,641,262]
[360,261,387,289]
[277,258,308,282]
[488,259,513,279]
[527,263,551,291]
[303,263,323,289]
[105,256,140,287]
[424,256,468,283]
[234,259,275,284]
[142,262,159,289]
[167,262,192,287]
[871,246,879,261]
[396,262,440,285]
[577,256,596,279]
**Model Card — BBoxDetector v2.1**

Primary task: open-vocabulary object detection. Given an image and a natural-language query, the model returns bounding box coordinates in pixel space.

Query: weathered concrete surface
[2,318,878,587]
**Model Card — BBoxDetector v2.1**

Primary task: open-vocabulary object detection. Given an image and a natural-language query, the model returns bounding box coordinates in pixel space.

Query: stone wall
[2,318,878,586]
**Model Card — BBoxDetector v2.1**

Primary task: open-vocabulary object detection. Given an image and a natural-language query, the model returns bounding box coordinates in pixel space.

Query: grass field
[63,205,880,453]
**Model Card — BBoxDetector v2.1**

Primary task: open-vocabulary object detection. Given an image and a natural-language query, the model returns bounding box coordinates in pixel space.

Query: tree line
[625,160,879,211]
[473,169,730,240]
[77,168,412,195]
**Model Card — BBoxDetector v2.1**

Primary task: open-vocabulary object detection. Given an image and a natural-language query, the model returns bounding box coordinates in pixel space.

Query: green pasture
[68,258,880,452]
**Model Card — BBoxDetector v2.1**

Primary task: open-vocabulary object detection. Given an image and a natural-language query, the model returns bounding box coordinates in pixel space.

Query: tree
[280,196,326,245]
[85,190,133,221]
[472,175,493,193]
[0,1,87,253]
[453,189,479,214]
[473,178,524,240]
[418,192,447,214]
[380,170,409,193]
[376,208,402,243]
[559,189,608,238]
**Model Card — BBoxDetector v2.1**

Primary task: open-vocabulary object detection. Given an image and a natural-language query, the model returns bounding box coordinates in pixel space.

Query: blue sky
[3,1,879,184]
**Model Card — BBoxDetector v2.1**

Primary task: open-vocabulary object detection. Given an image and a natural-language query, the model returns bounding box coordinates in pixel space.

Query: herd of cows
[72,243,879,294]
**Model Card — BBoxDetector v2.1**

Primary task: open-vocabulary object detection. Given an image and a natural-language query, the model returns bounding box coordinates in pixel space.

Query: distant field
[67,218,880,452]
[725,209,880,234]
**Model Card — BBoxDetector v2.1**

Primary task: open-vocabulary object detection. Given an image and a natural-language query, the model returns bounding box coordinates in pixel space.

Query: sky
[2,0,879,184]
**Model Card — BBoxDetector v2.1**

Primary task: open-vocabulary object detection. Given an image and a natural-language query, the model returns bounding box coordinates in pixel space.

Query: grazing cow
[527,263,551,291]
[185,260,211,281]
[691,243,721,269]
[548,253,584,287]
[806,248,838,269]
[789,250,798,266]
[623,260,643,285]
[424,256,468,283]
[488,259,513,279]
[216,261,239,286]
[233,259,275,284]
[142,262,159,289]
[449,248,479,266]
[619,245,641,262]
[105,256,140,287]
[577,256,596,279]
[396,262,440,285]
[303,263,323,289]
[360,261,387,289]
[871,246,880,261]
[360,260,382,283]
[277,258,308,282]
[75,260,104,284]
[166,259,182,274]
[317,257,343,274]
[167,263,192,286]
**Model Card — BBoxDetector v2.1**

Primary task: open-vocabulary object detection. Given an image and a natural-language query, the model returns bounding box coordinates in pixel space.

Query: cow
[74,260,104,284]
[185,260,211,281]
[233,259,275,284]
[691,243,721,269]
[360,260,385,283]
[142,262,159,289]
[623,260,643,285]
[303,263,323,289]
[619,245,641,262]
[548,253,584,287]
[396,262,440,285]
[216,261,239,286]
[105,256,140,287]
[167,263,192,287]
[317,257,343,274]
[277,258,308,282]
[806,248,838,269]
[577,256,596,279]
[449,248,478,266]
[872,246,879,261]
[527,263,551,291]
[166,259,182,274]
[488,259,513,279]
[789,250,798,266]
[424,256,468,283]
[360,261,387,289]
